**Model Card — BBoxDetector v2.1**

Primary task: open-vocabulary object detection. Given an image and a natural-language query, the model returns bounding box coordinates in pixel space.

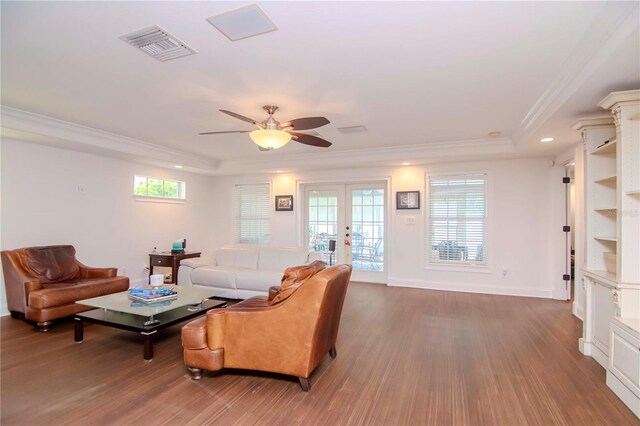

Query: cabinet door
[593,283,615,353]
[609,323,640,398]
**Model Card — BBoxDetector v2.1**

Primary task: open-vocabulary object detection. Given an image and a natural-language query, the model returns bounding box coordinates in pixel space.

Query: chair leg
[298,377,311,392]
[10,311,24,320]
[188,367,203,380]
[36,321,52,332]
[329,346,337,358]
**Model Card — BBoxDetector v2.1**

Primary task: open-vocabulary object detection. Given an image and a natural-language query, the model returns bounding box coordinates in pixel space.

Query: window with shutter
[234,183,271,245]
[427,174,487,266]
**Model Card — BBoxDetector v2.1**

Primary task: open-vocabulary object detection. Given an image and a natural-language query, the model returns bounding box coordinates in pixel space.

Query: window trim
[424,171,491,272]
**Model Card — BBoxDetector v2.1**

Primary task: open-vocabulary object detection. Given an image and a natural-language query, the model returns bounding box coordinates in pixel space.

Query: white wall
[0,141,562,316]
[0,139,215,315]
[210,158,561,299]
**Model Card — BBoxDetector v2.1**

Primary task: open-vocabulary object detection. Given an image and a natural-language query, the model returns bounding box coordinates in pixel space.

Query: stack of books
[128,285,178,304]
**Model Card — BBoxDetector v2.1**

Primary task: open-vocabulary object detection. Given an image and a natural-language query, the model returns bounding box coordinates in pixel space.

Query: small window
[427,174,487,266]
[134,175,185,200]
[234,183,271,244]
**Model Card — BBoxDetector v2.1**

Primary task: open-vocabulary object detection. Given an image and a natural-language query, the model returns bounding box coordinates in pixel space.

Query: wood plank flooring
[1,282,638,425]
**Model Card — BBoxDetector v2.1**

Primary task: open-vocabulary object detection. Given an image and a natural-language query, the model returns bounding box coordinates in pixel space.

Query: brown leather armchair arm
[1,251,41,314]
[77,262,117,279]
[268,286,280,302]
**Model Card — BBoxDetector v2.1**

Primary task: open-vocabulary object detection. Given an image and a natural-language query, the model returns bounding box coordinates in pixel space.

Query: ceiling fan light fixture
[250,129,291,150]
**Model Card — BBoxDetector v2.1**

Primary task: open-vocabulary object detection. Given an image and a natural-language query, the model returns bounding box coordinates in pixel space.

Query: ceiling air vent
[120,25,197,62]
[337,125,368,134]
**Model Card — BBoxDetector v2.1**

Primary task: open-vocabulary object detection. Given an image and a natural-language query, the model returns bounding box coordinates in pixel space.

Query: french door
[304,182,386,283]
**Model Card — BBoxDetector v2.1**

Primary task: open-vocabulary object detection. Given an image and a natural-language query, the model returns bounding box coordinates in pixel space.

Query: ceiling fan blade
[281,117,330,131]
[219,109,260,125]
[199,130,251,135]
[288,131,332,148]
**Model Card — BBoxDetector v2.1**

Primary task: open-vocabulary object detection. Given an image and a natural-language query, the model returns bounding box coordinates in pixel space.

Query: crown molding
[571,115,615,130]
[0,106,218,173]
[514,2,639,143]
[215,137,515,175]
[598,89,640,110]
[1,105,515,176]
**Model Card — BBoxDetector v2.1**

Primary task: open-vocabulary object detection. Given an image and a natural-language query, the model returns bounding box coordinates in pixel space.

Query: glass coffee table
[75,286,225,360]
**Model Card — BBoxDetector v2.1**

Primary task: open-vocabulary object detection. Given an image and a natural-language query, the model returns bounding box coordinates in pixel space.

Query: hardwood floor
[1,282,638,425]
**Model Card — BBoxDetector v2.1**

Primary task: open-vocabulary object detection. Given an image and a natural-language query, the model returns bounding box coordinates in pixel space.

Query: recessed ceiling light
[276,170,284,174]
[207,4,278,42]
[540,137,554,143]
[174,165,183,169]
[402,162,411,166]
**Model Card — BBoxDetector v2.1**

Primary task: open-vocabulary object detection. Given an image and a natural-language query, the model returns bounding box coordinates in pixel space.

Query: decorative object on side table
[171,238,186,254]
[275,195,293,211]
[396,191,420,209]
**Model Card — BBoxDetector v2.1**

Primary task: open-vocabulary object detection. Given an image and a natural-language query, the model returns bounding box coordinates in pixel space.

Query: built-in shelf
[583,269,618,287]
[594,207,617,213]
[594,175,617,184]
[627,189,640,196]
[594,236,617,242]
[591,139,617,155]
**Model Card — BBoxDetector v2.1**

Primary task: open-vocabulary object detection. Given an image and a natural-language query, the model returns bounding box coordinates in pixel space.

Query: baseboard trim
[387,277,554,299]
[591,344,609,369]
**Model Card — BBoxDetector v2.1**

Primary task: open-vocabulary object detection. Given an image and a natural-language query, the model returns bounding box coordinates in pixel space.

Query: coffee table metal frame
[74,298,225,360]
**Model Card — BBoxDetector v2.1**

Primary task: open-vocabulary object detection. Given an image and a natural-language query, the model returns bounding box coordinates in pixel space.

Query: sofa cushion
[22,245,80,283]
[29,276,129,309]
[236,269,284,292]
[215,248,258,269]
[257,247,309,272]
[191,266,241,289]
[270,260,326,305]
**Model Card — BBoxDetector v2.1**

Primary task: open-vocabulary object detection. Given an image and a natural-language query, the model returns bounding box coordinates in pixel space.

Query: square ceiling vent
[121,25,197,62]
[207,4,278,41]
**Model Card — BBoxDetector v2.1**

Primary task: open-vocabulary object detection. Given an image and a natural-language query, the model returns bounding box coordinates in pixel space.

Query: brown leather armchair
[1,245,129,331]
[182,264,352,391]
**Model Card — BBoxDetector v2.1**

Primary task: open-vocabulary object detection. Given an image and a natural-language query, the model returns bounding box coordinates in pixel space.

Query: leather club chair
[1,245,129,331]
[182,263,352,391]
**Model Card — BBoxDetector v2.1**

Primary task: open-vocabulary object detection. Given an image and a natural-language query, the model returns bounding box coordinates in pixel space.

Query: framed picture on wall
[275,195,293,211]
[396,191,420,209]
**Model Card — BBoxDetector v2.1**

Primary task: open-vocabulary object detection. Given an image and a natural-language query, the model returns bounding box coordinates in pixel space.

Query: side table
[149,251,201,285]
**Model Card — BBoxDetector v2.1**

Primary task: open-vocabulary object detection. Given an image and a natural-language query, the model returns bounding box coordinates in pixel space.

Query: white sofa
[178,245,322,299]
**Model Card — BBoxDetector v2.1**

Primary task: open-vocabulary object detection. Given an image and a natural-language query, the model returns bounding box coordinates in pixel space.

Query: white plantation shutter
[427,175,487,265]
[234,183,271,244]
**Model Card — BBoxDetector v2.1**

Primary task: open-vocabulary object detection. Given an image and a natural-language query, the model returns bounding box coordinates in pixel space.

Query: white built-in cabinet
[576,89,640,419]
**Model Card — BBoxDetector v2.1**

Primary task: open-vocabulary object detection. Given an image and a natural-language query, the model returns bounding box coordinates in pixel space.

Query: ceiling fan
[199,105,332,151]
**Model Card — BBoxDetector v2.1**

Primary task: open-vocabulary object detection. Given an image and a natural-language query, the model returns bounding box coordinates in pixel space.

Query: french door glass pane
[351,189,384,271]
[308,190,338,263]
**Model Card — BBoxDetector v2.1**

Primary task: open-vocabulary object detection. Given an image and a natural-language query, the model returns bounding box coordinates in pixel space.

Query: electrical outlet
[76,185,85,193]
[501,268,508,277]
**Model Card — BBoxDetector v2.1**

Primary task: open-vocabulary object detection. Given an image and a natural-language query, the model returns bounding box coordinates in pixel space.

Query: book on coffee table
[129,285,175,295]
[128,291,178,304]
